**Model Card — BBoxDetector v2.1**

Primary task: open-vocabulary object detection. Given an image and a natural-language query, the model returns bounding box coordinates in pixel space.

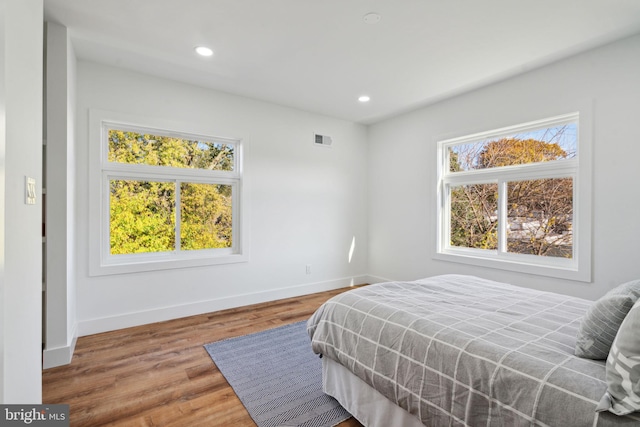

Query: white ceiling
[44,0,640,124]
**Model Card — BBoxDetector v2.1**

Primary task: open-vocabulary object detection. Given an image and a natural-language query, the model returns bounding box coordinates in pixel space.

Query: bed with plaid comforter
[307,275,640,426]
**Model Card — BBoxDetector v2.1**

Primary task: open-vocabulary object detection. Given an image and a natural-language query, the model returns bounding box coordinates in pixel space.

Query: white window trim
[434,111,592,282]
[89,109,249,276]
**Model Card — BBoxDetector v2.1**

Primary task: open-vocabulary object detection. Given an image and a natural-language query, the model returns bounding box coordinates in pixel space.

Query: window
[436,112,591,281]
[89,111,247,275]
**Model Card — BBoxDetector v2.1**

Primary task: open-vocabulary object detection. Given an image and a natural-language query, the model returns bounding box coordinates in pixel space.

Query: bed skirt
[322,357,424,427]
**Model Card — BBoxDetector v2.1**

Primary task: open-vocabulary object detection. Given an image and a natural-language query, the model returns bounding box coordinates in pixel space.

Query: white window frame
[435,112,592,282]
[89,110,248,276]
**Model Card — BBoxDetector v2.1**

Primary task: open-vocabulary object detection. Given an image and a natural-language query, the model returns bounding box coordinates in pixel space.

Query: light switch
[25,176,36,205]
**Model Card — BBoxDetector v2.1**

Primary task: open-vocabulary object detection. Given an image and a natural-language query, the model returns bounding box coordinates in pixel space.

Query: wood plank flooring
[42,287,365,427]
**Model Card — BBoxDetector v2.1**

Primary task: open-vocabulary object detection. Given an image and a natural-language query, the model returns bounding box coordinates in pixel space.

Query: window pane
[180,183,233,250]
[507,178,573,258]
[110,180,175,254]
[450,183,498,250]
[449,123,577,172]
[108,129,234,171]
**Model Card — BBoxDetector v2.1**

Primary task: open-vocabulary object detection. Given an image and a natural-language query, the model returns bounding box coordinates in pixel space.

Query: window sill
[89,251,249,276]
[433,249,590,283]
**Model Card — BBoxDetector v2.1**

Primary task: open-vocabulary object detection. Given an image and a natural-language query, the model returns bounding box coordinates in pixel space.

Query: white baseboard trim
[42,326,78,369]
[366,274,394,284]
[78,275,374,337]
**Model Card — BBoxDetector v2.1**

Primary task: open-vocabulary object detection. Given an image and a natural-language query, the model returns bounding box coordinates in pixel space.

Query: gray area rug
[204,321,351,427]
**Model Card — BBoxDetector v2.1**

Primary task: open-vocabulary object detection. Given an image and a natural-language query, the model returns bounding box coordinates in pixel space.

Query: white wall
[43,22,77,368]
[0,0,43,403]
[368,33,640,301]
[75,62,369,335]
[0,0,6,402]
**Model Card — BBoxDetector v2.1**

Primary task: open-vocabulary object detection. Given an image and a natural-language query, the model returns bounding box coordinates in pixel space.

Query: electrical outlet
[306,264,311,275]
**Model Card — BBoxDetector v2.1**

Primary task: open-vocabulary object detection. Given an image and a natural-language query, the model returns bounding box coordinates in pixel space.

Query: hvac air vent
[314,133,333,147]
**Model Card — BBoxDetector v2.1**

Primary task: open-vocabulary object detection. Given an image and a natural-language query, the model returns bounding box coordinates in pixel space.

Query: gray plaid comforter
[307,275,640,426]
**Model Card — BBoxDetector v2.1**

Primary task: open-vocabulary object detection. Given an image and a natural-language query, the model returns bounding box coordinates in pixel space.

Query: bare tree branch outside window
[447,124,576,258]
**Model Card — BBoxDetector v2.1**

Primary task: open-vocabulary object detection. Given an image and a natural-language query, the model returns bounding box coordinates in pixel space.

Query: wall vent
[313,133,333,147]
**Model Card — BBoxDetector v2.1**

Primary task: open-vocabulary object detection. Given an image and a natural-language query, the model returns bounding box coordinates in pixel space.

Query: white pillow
[596,298,640,415]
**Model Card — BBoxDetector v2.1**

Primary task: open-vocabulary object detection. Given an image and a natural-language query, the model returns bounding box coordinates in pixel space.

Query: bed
[307,274,640,426]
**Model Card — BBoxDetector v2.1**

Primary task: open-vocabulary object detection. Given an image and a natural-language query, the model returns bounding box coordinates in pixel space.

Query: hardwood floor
[42,287,365,427]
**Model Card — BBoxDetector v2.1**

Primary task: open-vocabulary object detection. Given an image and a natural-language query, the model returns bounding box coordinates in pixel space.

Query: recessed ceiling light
[363,13,381,24]
[194,46,214,57]
[358,95,371,103]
